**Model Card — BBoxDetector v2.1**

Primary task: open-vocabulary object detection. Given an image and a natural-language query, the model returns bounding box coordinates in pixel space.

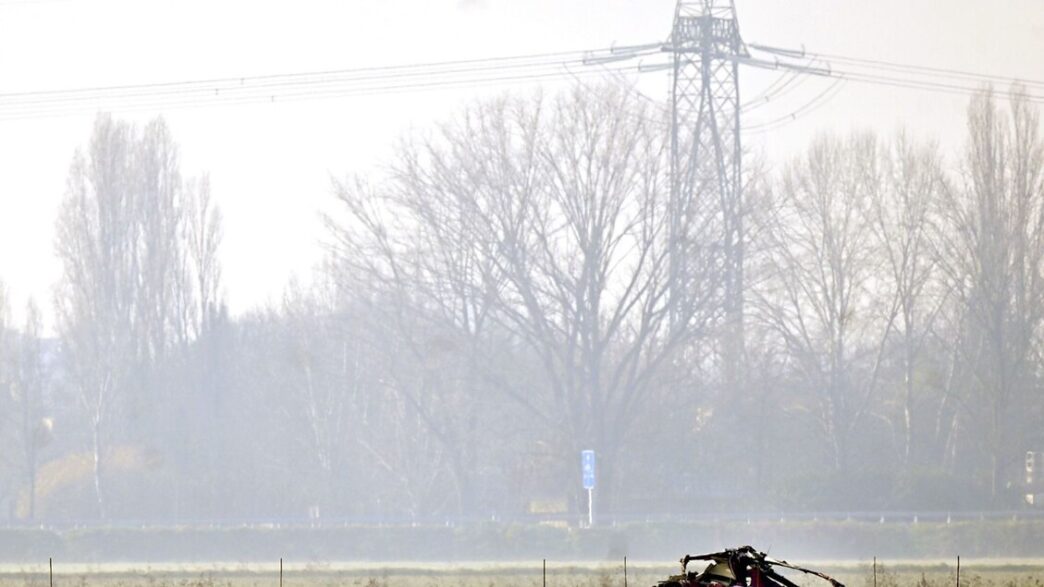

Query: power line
[0,58,585,108]
[830,67,1044,103]
[745,45,1044,103]
[6,39,1043,124]
[741,69,797,109]
[744,77,847,134]
[740,65,1044,135]
[734,46,1044,133]
[805,49,1044,90]
[740,60,822,113]
[0,48,598,101]
[0,63,644,120]
[0,0,71,6]
[0,45,660,119]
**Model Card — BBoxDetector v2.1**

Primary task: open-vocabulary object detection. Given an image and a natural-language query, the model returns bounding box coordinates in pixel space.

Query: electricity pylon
[665,0,748,387]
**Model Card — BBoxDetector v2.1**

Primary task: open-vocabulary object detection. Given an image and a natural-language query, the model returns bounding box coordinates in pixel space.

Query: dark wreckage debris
[653,545,845,587]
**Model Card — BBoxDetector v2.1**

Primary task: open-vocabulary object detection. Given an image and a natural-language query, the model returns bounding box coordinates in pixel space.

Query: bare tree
[185,174,223,338]
[330,83,721,512]
[756,132,898,472]
[14,300,48,520]
[0,282,11,515]
[330,160,504,516]
[935,86,1044,498]
[135,118,187,359]
[870,134,948,468]
[280,280,352,502]
[56,115,137,517]
[54,114,200,517]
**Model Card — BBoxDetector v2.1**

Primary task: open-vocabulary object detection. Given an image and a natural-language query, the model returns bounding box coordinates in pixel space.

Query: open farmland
[1,561,1043,587]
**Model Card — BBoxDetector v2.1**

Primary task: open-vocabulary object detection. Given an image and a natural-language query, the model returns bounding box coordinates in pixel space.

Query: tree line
[0,83,1042,523]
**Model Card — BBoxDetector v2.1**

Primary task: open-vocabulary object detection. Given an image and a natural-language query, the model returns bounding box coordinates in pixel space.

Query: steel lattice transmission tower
[665,0,748,385]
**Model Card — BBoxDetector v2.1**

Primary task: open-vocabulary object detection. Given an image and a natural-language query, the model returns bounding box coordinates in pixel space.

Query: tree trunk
[903,330,915,469]
[92,418,106,519]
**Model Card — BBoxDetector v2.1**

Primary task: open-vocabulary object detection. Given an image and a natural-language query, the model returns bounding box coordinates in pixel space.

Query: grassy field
[1,561,1043,587]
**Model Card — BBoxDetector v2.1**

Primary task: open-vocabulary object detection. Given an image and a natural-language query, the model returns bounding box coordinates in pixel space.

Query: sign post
[581,449,596,527]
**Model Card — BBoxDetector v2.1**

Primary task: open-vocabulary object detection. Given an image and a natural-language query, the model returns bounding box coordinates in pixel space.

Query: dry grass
[0,562,1042,587]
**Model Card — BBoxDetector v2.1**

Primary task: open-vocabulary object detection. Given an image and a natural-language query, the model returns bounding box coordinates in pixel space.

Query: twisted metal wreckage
[654,546,845,587]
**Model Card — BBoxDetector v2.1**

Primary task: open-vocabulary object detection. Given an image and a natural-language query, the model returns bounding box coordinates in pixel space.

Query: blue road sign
[581,450,596,489]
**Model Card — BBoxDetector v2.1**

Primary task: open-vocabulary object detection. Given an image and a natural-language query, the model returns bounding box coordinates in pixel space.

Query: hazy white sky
[1,0,1043,331]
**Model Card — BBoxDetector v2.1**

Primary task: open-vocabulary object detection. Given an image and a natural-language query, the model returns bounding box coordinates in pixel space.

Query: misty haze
[1,1,1043,586]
